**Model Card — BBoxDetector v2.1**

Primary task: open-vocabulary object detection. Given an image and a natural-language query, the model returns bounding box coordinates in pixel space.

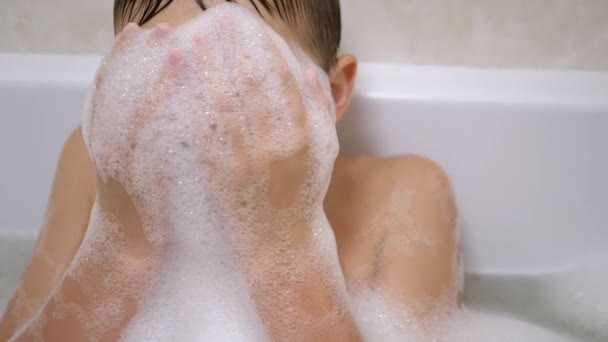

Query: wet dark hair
[113,0,341,70]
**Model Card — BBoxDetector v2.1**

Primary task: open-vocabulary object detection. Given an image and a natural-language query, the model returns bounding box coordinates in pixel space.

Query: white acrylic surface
[0,53,607,274]
[1,53,608,340]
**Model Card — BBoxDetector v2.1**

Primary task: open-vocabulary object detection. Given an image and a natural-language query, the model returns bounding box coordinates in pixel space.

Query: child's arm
[0,128,96,340]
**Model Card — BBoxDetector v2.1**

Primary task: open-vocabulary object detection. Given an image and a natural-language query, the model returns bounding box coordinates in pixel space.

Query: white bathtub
[1,53,607,340]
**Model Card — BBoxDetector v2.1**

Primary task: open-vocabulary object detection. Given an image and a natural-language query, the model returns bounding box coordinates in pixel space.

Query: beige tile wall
[0,0,114,54]
[1,0,607,70]
[341,0,608,69]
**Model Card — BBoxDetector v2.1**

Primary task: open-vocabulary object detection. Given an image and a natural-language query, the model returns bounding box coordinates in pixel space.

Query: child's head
[113,0,357,121]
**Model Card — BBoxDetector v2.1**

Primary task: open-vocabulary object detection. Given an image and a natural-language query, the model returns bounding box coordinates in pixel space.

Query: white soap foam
[81,3,344,341]
[350,258,608,341]
[351,290,579,342]
[449,309,579,342]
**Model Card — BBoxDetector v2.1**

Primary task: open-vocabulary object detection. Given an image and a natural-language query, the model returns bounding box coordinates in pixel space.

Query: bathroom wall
[1,0,607,70]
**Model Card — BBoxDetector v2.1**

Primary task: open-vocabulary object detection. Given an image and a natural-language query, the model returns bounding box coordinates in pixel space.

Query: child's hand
[86,11,339,240]
[190,17,339,233]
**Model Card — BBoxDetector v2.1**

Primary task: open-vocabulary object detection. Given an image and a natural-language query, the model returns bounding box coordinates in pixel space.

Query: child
[1,1,461,340]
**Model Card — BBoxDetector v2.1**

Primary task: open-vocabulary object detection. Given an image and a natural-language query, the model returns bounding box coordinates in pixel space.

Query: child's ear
[329,54,357,123]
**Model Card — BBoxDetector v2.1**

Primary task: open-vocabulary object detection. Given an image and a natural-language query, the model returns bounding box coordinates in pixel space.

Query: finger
[272,48,309,150]
[228,18,279,157]
[98,23,143,87]
[188,32,216,176]
[304,68,335,123]
[89,23,143,147]
[149,22,173,43]
[261,28,308,135]
[192,32,216,134]
[304,68,337,133]
[190,31,238,167]
[126,23,178,146]
[240,27,308,148]
[201,14,248,162]
[282,65,308,131]
[116,23,143,49]
[125,48,186,172]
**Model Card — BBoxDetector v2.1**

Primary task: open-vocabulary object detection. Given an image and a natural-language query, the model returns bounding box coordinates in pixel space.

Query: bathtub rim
[1,52,608,109]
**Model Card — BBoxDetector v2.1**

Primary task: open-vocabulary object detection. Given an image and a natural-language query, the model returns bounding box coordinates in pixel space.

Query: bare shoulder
[369,154,452,189]
[367,154,457,231]
[329,154,462,311]
[327,153,456,235]
[363,156,461,310]
[328,153,453,205]
[341,154,454,207]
